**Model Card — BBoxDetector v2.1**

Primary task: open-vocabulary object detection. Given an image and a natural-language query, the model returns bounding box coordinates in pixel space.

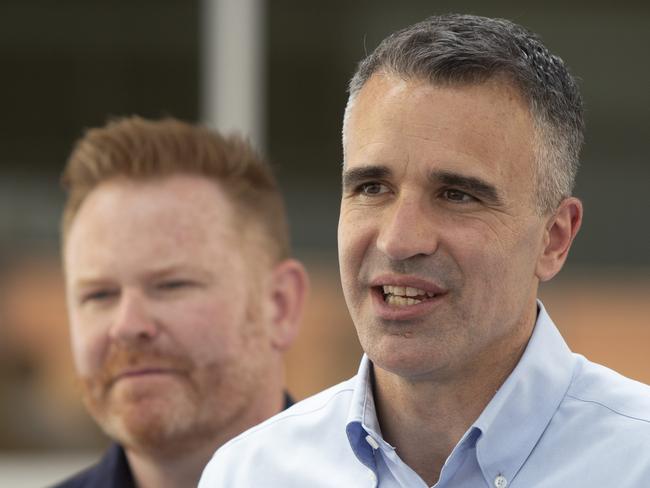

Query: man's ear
[267,259,309,351]
[536,197,583,282]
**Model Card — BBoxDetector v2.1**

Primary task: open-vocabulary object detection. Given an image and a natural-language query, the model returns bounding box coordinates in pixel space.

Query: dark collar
[284,391,295,409]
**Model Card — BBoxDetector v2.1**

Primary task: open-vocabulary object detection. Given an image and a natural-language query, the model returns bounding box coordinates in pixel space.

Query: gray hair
[344,14,584,214]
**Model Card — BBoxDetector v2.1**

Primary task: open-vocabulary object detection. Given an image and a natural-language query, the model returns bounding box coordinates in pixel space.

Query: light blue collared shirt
[200,303,650,487]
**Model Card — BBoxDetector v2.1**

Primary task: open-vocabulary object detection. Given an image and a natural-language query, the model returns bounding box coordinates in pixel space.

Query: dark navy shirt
[50,443,135,488]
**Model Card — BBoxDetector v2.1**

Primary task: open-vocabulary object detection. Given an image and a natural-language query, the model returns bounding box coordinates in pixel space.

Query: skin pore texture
[338,73,582,484]
[64,174,306,488]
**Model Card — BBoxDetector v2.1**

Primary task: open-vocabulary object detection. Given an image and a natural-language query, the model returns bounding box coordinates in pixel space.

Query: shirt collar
[345,354,382,470]
[345,301,576,484]
[472,301,576,484]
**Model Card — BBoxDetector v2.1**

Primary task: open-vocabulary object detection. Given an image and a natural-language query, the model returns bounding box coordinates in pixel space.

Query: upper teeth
[382,285,435,297]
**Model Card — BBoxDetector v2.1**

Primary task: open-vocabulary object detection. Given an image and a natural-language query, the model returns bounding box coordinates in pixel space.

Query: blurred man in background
[53,117,308,488]
[200,14,650,487]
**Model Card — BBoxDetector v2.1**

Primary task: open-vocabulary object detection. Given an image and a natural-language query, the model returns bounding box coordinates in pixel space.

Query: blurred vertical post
[201,0,266,151]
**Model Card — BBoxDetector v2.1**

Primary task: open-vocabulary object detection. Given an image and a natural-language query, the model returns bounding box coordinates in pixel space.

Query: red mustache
[92,347,194,391]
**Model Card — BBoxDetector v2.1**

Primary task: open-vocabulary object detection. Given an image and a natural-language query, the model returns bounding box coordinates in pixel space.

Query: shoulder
[565,354,650,426]
[226,377,354,448]
[199,378,357,487]
[49,444,134,488]
[523,356,650,483]
[552,354,650,454]
[50,467,95,488]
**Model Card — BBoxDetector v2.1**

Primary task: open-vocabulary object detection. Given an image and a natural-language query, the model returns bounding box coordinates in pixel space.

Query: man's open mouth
[381,285,438,306]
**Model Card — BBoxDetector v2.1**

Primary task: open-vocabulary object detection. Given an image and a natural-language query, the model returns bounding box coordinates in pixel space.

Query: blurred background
[0,1,648,485]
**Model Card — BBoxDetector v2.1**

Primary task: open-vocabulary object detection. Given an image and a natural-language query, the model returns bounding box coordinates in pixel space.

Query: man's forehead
[346,73,532,143]
[64,176,239,261]
[354,70,527,106]
[74,174,233,226]
[344,73,530,143]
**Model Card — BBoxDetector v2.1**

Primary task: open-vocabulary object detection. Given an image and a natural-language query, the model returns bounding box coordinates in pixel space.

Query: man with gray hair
[200,14,650,487]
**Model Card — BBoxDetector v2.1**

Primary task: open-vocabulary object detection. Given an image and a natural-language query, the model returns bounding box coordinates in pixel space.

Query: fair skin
[339,73,582,485]
[64,174,308,488]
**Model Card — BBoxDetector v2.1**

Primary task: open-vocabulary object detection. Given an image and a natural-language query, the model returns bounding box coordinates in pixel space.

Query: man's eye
[156,280,195,291]
[442,189,476,203]
[82,290,118,304]
[358,182,388,196]
[158,281,188,290]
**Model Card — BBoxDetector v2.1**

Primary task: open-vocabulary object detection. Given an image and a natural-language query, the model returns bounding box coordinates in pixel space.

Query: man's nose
[109,289,159,343]
[376,194,439,261]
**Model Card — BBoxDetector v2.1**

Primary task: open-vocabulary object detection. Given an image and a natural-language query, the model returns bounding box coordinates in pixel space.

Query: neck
[373,318,533,485]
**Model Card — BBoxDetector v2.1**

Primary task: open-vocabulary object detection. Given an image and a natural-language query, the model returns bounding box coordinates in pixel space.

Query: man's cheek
[72,329,107,376]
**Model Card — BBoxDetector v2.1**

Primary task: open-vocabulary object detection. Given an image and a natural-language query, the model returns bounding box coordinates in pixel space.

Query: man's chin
[83,382,201,453]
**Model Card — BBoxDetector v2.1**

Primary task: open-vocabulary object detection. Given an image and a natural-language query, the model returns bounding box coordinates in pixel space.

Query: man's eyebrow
[342,165,392,191]
[431,170,502,204]
[72,265,211,288]
[73,277,114,289]
[144,264,212,282]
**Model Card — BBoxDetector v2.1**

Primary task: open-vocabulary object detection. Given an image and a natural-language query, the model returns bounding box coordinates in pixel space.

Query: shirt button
[365,434,380,450]
[494,474,508,488]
